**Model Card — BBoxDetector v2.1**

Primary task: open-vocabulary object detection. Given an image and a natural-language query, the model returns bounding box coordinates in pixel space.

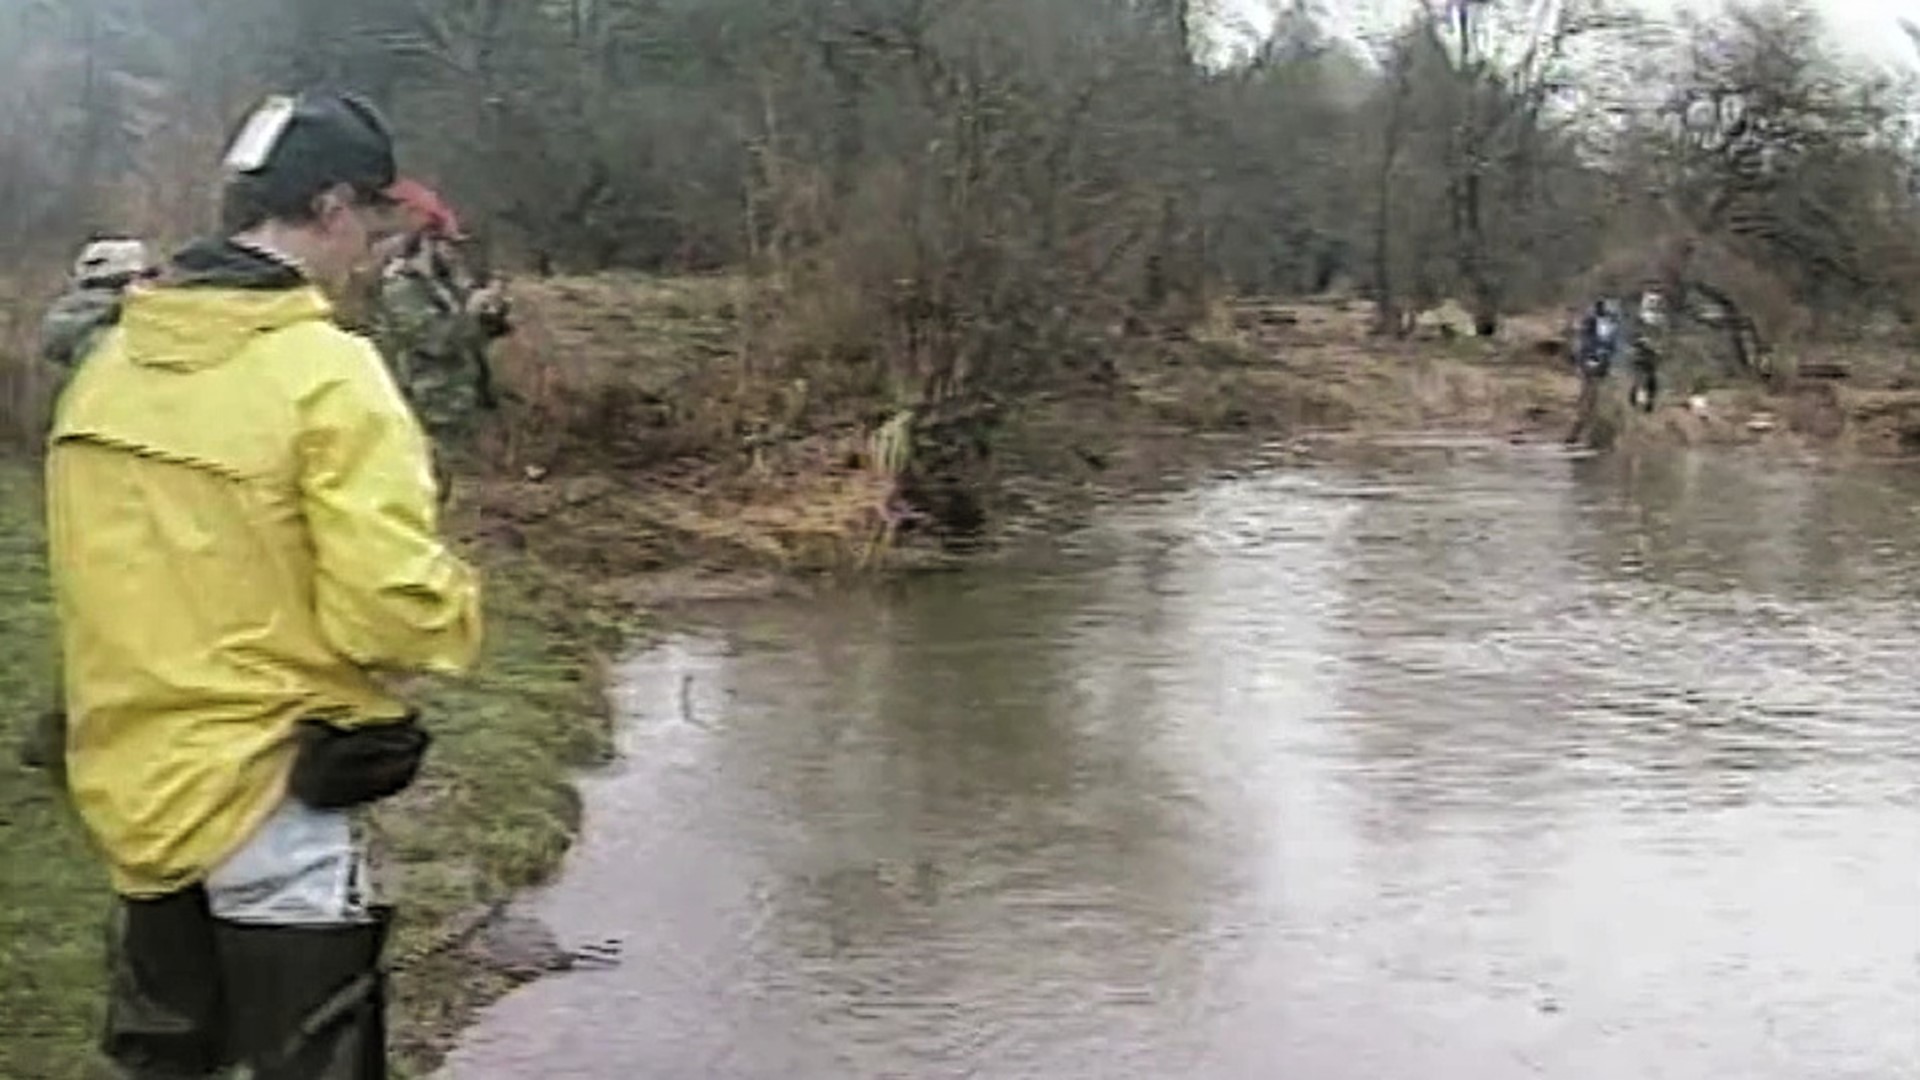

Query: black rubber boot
[216,909,392,1080]
[102,890,231,1078]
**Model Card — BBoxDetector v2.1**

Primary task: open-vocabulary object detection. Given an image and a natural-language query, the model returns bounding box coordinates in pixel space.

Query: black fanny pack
[288,713,432,811]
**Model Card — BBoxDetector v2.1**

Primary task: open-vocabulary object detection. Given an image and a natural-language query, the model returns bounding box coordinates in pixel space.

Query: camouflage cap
[73,239,151,285]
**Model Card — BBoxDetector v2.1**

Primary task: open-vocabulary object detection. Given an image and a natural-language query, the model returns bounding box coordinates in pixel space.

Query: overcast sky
[1218,0,1917,68]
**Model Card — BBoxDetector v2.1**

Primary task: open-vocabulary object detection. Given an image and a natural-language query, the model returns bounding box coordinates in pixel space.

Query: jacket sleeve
[297,333,483,675]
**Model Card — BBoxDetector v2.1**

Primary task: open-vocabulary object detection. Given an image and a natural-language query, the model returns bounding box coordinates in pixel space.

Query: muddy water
[445,441,1920,1079]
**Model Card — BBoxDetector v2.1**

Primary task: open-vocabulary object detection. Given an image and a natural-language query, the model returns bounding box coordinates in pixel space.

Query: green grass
[0,462,107,1080]
[0,459,625,1077]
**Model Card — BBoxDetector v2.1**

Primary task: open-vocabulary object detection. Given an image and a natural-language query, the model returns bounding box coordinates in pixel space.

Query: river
[444,439,1920,1079]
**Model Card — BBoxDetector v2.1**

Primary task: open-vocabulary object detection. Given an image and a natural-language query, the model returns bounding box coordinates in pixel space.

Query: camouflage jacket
[371,240,497,442]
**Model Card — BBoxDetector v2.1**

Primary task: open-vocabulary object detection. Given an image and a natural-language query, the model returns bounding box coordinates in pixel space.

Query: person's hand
[468,282,513,338]
[465,281,503,313]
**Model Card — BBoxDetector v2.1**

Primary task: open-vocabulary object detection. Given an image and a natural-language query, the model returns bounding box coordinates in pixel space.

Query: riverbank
[462,282,1920,607]
[453,283,1582,597]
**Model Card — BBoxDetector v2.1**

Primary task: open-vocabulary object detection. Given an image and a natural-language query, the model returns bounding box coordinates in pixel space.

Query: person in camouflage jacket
[39,238,154,382]
[19,238,153,772]
[370,183,507,482]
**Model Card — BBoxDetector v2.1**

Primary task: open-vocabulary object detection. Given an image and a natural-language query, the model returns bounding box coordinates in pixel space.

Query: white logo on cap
[223,94,297,173]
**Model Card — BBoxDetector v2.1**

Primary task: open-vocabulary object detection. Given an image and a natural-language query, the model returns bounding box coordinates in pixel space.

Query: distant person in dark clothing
[1628,289,1665,413]
[1566,298,1623,445]
[1574,298,1622,378]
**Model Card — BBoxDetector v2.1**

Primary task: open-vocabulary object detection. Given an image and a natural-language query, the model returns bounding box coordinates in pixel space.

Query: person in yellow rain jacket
[46,91,481,1079]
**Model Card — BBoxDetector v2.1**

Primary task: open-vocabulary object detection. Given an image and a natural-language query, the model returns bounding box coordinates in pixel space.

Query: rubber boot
[102,890,230,1078]
[216,908,391,1080]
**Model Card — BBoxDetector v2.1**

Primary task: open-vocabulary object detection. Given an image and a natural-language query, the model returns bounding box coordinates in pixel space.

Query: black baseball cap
[220,92,405,211]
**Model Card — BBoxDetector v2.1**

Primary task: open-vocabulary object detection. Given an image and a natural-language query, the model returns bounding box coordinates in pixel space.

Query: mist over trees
[4,0,1918,411]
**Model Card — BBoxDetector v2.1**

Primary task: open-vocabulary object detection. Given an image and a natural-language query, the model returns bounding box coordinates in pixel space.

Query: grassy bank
[0,465,100,1078]
[0,461,624,1078]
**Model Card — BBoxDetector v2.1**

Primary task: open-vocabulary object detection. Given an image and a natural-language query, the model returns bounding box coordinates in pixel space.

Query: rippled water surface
[447,442,1920,1079]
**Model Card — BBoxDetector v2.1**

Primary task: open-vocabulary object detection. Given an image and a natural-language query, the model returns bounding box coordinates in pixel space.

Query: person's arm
[298,333,482,675]
[457,277,510,409]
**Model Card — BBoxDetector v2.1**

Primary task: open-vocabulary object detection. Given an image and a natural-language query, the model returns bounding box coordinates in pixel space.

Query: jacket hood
[118,239,333,373]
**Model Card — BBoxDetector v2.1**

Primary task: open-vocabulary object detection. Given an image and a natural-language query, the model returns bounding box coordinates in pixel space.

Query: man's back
[48,239,482,897]
[1593,313,1620,355]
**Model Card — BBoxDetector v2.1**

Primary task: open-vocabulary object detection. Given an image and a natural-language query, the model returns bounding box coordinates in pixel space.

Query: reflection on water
[446,443,1920,1079]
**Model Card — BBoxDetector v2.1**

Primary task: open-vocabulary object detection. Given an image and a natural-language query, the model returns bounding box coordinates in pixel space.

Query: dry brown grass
[482,273,753,470]
[472,270,917,575]
[1202,296,1572,433]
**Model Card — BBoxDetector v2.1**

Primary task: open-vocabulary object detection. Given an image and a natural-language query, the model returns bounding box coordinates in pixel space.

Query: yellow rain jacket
[47,240,483,898]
